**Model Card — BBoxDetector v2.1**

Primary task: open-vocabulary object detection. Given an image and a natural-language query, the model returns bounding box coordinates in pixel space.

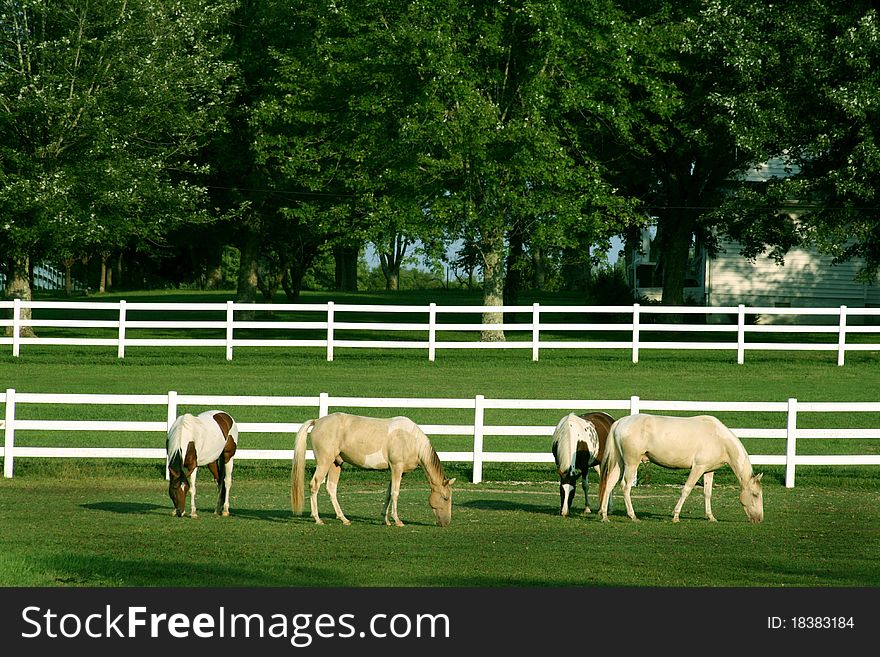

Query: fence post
[3,389,15,478]
[532,303,540,362]
[12,298,21,357]
[631,303,640,363]
[318,392,330,418]
[326,302,335,362]
[737,304,746,365]
[629,395,640,415]
[117,300,127,359]
[837,305,847,367]
[165,391,178,480]
[472,394,485,484]
[428,303,437,362]
[785,398,798,489]
[226,300,234,361]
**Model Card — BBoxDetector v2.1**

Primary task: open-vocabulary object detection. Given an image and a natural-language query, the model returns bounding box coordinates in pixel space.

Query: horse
[290,412,455,527]
[166,410,239,518]
[551,411,615,516]
[597,413,764,523]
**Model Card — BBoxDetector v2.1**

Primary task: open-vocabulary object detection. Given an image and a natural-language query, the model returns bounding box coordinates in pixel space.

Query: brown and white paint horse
[551,411,615,516]
[166,410,238,518]
[291,412,455,527]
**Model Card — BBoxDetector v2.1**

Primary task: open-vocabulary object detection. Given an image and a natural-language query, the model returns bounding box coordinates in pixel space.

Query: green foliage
[0,0,237,269]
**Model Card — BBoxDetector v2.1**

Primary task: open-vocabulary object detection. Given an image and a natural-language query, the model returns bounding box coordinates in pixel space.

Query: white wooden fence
[2,389,879,487]
[2,299,880,364]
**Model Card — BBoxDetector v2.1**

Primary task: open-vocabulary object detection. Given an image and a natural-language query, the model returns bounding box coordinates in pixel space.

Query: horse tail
[597,418,623,513]
[291,418,316,515]
[551,414,575,477]
[167,413,197,463]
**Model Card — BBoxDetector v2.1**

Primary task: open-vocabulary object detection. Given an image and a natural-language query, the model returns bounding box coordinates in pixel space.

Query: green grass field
[1,290,879,587]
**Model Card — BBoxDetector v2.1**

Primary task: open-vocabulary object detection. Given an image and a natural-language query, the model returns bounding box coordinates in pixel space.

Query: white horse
[166,410,239,518]
[597,413,764,523]
[291,412,455,527]
[551,411,615,516]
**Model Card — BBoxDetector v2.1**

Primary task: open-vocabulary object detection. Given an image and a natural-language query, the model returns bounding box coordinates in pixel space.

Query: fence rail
[2,299,880,364]
[2,389,879,487]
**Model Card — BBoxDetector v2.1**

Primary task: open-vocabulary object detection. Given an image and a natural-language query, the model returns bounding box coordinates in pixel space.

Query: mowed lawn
[1,303,879,588]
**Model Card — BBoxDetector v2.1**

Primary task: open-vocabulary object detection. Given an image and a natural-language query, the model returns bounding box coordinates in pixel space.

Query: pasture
[1,290,879,587]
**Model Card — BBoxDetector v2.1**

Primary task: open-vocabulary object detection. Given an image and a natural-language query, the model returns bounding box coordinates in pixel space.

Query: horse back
[313,412,422,471]
[577,411,615,465]
[614,413,731,470]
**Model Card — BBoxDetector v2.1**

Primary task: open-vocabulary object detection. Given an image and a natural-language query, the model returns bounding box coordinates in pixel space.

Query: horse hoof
[222,511,230,517]
[582,508,592,515]
[314,519,324,525]
[672,517,680,523]
[395,521,405,527]
[191,513,199,519]
[341,519,351,526]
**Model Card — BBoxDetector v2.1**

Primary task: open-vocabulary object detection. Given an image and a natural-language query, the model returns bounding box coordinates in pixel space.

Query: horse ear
[446,478,456,487]
[183,442,198,474]
[755,472,764,482]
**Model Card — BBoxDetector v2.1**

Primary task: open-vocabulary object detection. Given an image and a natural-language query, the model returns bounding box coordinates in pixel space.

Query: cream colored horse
[291,412,455,527]
[166,410,238,518]
[597,413,764,523]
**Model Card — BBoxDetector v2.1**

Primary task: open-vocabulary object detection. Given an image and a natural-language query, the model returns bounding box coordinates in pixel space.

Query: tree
[0,0,236,321]
[782,3,880,281]
[607,0,805,305]
[412,0,639,339]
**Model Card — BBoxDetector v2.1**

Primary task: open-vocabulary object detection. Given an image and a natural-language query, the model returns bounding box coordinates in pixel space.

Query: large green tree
[416,0,638,338]
[608,0,805,305]
[0,0,235,313]
[783,3,880,281]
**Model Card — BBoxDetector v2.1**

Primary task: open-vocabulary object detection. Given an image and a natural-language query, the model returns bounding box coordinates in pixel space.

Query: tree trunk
[503,225,524,307]
[532,246,546,290]
[333,245,359,292]
[480,224,506,342]
[98,252,110,294]
[205,244,223,290]
[63,258,76,296]
[4,254,36,337]
[656,210,697,311]
[378,235,409,291]
[236,230,260,320]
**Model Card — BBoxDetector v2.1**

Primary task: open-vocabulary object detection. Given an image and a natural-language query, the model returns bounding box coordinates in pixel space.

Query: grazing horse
[597,413,764,523]
[291,412,455,527]
[166,410,238,518]
[551,411,615,516]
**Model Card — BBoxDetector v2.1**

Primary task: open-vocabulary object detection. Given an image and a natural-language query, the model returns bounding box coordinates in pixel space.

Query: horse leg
[621,462,639,522]
[325,461,350,525]
[560,473,575,517]
[598,461,620,522]
[702,471,716,522]
[672,466,706,522]
[581,470,591,514]
[189,467,199,518]
[308,461,331,525]
[218,458,234,516]
[385,466,405,527]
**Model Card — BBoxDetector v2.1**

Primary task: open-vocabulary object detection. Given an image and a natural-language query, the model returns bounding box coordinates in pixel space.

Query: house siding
[707,239,880,318]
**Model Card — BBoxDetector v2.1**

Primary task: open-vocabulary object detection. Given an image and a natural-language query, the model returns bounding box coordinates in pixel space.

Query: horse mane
[416,432,447,485]
[715,417,755,483]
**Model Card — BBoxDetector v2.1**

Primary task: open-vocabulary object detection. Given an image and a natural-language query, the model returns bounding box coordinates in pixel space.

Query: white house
[629,159,880,317]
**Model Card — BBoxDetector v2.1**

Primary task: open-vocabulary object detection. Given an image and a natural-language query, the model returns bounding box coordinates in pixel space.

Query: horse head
[168,442,198,517]
[739,472,764,523]
[428,477,456,527]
